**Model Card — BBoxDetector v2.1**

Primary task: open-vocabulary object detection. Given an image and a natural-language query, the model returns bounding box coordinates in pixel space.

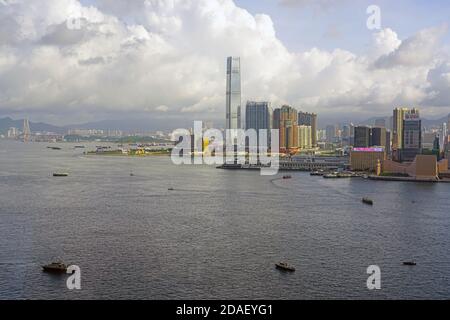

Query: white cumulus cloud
[0,0,449,127]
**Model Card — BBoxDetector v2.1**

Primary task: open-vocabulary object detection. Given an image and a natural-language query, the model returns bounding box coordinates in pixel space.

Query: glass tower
[226,57,241,130]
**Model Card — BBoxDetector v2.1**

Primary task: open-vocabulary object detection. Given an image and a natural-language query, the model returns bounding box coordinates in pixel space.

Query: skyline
[0,0,449,127]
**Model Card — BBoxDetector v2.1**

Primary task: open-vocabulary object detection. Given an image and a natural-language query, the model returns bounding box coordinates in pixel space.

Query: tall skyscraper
[354,126,371,148]
[226,57,241,130]
[245,101,272,146]
[298,112,318,147]
[393,107,410,150]
[278,105,298,151]
[370,127,387,147]
[385,130,392,157]
[441,122,448,152]
[401,111,422,162]
[298,125,312,149]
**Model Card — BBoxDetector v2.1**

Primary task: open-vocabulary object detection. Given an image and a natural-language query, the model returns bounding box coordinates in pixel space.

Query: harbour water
[1,140,449,299]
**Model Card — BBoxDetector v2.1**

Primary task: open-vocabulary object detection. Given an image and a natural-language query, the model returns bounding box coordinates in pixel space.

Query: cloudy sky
[0,0,449,128]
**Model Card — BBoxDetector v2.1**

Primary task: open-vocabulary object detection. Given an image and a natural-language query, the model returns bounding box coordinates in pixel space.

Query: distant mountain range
[0,117,64,134]
[0,116,193,135]
[1,114,449,135]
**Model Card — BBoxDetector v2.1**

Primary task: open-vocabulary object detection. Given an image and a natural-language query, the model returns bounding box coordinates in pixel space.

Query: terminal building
[350,147,386,172]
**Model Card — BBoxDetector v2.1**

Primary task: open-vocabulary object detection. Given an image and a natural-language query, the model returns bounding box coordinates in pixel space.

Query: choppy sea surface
[0,140,449,299]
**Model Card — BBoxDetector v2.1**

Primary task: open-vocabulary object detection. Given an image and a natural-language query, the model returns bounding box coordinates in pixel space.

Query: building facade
[226,57,241,130]
[298,112,317,147]
[298,125,312,149]
[354,126,371,148]
[350,147,386,172]
[278,105,299,152]
[370,127,387,147]
[401,112,422,162]
[245,101,272,147]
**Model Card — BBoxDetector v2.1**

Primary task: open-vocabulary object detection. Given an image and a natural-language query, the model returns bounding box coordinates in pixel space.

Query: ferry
[53,173,69,177]
[42,262,67,273]
[275,262,296,272]
[362,198,374,205]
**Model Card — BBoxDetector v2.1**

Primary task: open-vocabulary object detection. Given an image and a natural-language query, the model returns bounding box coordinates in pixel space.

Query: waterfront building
[298,112,318,147]
[382,155,449,180]
[245,101,272,148]
[370,127,387,147]
[400,112,422,162]
[354,126,371,148]
[350,147,386,172]
[298,125,312,149]
[226,57,241,130]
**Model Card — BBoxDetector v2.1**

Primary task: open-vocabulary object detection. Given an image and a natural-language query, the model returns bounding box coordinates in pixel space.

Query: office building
[393,108,413,150]
[226,57,241,130]
[354,126,371,148]
[385,130,391,157]
[370,127,387,147]
[400,112,422,162]
[245,101,272,147]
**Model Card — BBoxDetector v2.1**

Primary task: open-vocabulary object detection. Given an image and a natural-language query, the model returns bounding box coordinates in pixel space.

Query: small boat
[275,262,296,272]
[403,261,417,266]
[42,262,67,273]
[362,198,373,205]
[168,187,174,191]
[74,146,85,149]
[53,173,69,177]
[47,146,62,150]
[282,175,292,179]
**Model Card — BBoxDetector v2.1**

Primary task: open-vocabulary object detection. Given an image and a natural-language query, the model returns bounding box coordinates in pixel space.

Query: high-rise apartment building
[298,112,317,147]
[298,125,312,149]
[277,105,298,151]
